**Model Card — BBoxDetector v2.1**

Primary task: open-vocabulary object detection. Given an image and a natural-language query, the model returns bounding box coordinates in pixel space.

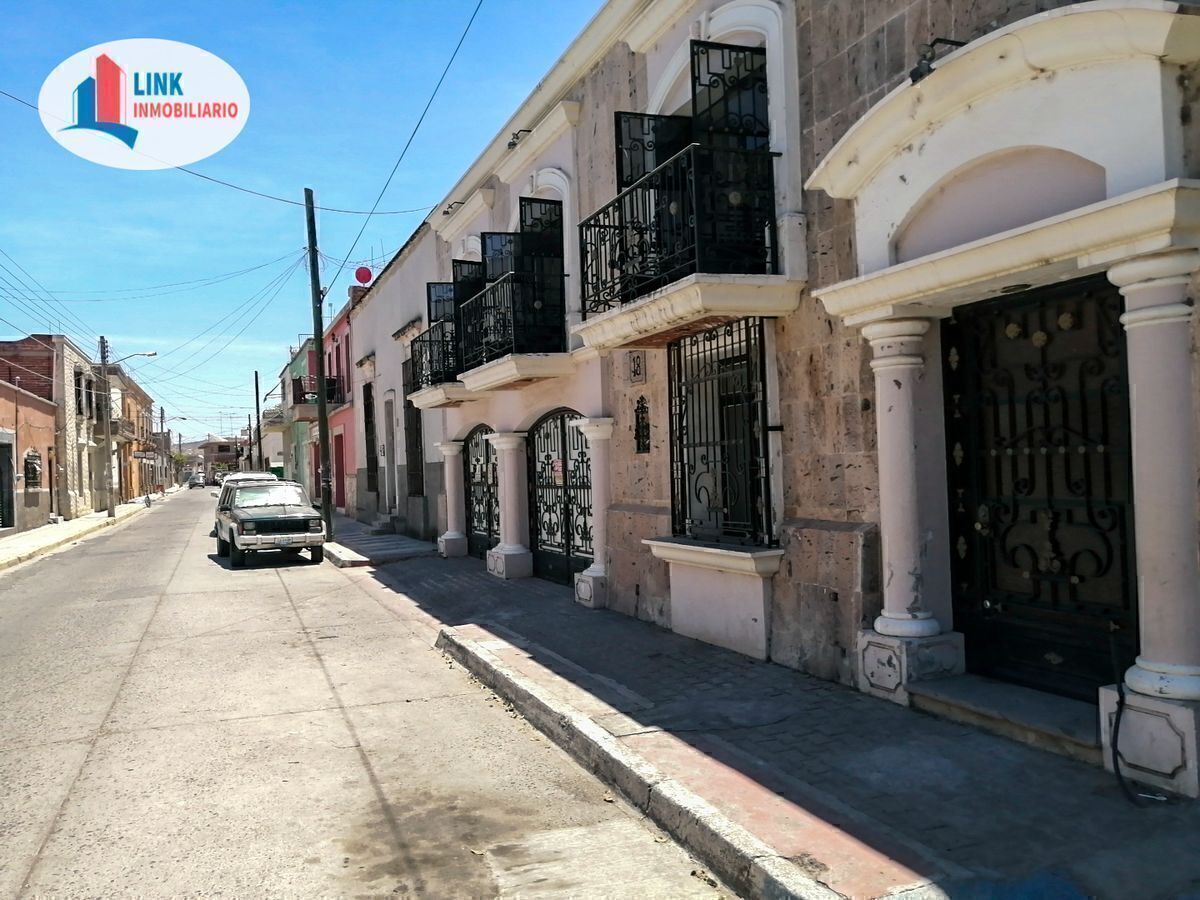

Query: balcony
[286,375,338,422]
[574,143,797,350]
[408,319,475,409]
[456,271,572,392]
[95,417,136,443]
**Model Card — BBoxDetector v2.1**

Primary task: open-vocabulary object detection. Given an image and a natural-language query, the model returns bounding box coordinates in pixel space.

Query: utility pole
[254,370,264,470]
[305,187,335,540]
[100,337,115,518]
[160,405,166,492]
[246,414,253,471]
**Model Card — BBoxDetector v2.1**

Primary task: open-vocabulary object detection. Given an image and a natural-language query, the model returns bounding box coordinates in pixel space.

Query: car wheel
[309,545,324,565]
[217,532,229,557]
[229,534,247,568]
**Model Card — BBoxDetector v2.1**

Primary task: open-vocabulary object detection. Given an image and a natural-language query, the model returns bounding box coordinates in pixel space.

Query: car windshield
[233,484,310,508]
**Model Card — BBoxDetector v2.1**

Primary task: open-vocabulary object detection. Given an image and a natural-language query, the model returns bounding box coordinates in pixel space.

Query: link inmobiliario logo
[38,39,250,170]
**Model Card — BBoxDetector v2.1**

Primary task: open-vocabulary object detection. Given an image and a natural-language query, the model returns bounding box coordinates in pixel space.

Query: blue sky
[0,0,600,441]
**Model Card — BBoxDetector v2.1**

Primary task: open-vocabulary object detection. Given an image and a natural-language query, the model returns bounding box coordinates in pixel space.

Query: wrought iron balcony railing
[457,271,565,372]
[289,376,340,406]
[411,319,460,390]
[579,142,778,317]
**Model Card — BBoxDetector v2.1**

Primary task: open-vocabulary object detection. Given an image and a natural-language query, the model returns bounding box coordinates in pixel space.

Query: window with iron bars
[667,317,773,546]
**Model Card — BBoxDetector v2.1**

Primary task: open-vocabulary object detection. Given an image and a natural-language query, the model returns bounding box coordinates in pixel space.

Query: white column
[1109,250,1200,700]
[571,417,613,609]
[485,432,532,579]
[856,319,963,706]
[865,320,942,637]
[435,441,467,558]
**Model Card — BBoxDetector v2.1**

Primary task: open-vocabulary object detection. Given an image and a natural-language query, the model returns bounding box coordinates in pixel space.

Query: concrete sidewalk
[0,493,177,573]
[365,555,1200,900]
[321,514,437,568]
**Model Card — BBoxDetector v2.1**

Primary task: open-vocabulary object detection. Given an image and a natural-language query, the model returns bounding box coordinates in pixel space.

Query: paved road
[0,491,723,898]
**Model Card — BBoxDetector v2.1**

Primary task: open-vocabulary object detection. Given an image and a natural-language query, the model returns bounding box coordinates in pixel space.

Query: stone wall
[605,347,672,627]
[753,0,1090,682]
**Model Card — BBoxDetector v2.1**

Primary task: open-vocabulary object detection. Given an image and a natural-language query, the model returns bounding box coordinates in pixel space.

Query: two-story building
[325,293,359,517]
[342,0,1200,798]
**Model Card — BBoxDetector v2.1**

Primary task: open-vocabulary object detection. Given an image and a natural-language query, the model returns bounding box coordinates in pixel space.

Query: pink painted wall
[324,306,356,507]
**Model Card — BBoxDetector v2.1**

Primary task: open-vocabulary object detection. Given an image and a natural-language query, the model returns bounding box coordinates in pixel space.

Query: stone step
[907,673,1102,766]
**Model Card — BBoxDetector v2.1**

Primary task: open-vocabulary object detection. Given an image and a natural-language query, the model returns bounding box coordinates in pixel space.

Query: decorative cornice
[570,417,614,441]
[812,180,1200,325]
[457,353,575,392]
[806,1,1200,201]
[432,188,496,241]
[621,0,692,51]
[571,274,801,350]
[485,432,527,451]
[494,102,581,185]
[644,537,784,576]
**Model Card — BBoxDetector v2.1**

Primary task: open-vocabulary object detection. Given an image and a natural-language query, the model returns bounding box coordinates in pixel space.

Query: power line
[320,0,484,302]
[125,252,304,371]
[0,88,435,217]
[138,259,302,385]
[39,249,303,299]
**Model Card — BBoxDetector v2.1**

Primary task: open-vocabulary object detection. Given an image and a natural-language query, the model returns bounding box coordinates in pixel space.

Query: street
[0,490,722,898]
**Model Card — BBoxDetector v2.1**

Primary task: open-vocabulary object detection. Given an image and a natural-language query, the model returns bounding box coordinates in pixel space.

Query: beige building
[345,0,1200,798]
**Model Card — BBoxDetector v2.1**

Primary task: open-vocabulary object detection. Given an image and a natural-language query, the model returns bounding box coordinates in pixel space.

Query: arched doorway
[527,409,592,584]
[463,425,498,559]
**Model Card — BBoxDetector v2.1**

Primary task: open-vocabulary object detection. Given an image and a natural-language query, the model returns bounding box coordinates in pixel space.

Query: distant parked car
[188,474,205,489]
[215,480,325,568]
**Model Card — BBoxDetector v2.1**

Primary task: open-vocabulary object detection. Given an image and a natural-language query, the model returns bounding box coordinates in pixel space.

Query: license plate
[275,536,292,546]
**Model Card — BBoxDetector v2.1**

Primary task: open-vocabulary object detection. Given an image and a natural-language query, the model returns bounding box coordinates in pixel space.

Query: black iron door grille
[668,317,772,545]
[942,276,1137,702]
[528,410,593,585]
[464,425,498,559]
[0,443,12,528]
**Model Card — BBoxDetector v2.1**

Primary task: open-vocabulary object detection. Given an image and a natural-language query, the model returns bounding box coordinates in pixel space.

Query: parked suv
[215,480,325,567]
[211,472,279,538]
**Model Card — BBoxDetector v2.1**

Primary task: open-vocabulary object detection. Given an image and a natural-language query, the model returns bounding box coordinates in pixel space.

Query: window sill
[643,536,783,577]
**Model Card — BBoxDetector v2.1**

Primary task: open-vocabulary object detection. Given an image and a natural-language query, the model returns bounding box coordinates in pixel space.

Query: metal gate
[942,276,1137,701]
[0,444,13,528]
[463,425,498,559]
[528,409,592,585]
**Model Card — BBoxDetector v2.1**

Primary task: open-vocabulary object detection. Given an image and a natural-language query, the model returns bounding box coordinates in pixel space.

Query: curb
[323,541,438,569]
[0,504,150,574]
[435,626,841,900]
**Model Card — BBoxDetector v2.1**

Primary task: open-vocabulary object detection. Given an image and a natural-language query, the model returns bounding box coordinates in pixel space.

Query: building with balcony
[337,0,1200,797]
[105,366,156,502]
[324,292,358,516]
[278,339,317,494]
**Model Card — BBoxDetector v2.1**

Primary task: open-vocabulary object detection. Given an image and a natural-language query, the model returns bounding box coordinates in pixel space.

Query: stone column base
[1099,686,1200,798]
[574,570,607,609]
[857,629,965,706]
[487,545,532,580]
[438,533,467,558]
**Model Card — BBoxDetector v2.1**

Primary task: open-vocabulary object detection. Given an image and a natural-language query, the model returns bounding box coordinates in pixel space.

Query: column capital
[435,440,463,458]
[485,432,526,451]
[570,417,614,441]
[863,318,932,372]
[1107,248,1200,290]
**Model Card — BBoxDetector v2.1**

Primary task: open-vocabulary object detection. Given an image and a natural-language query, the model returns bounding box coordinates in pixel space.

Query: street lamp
[99,339,157,518]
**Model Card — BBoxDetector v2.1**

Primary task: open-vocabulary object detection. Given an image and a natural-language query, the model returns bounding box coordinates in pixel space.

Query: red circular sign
[354,266,372,284]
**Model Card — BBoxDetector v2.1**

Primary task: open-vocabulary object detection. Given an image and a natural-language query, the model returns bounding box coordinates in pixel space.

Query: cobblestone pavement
[368,556,1200,900]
